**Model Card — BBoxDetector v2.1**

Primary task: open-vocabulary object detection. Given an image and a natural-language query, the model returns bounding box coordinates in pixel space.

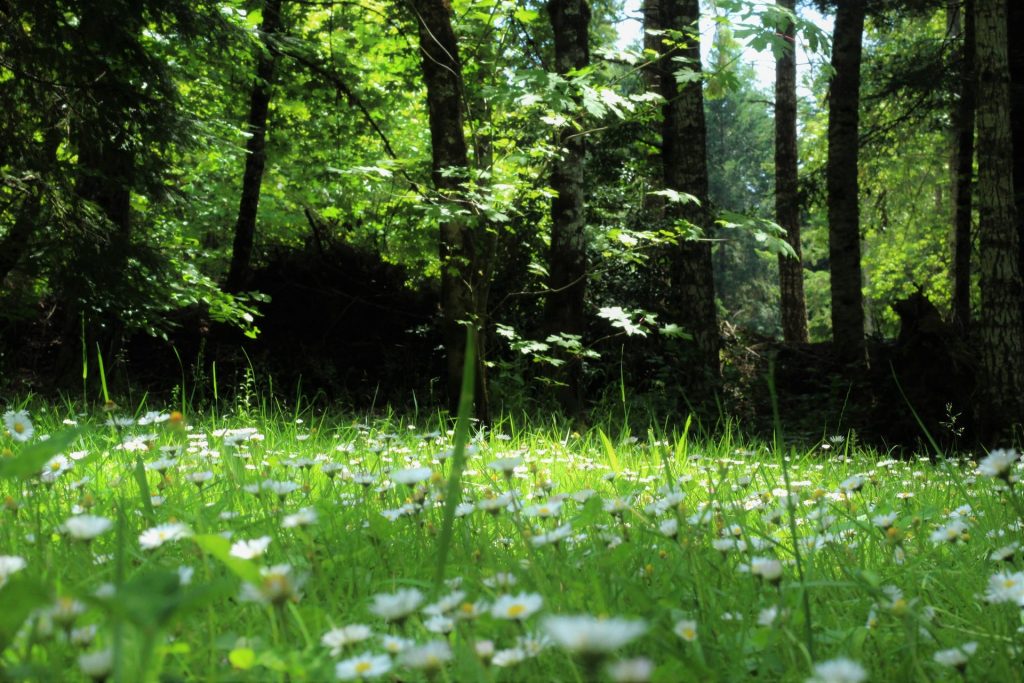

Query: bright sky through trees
[616,0,834,92]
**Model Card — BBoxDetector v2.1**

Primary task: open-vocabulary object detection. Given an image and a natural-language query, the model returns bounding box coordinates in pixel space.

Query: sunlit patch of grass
[0,402,1022,682]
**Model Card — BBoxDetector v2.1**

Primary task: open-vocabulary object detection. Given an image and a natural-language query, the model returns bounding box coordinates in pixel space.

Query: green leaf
[660,323,692,339]
[0,427,84,480]
[597,429,621,474]
[193,535,262,585]
[0,576,50,652]
[229,647,256,670]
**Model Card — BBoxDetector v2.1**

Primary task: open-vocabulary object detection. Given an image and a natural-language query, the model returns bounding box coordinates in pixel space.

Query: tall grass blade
[434,326,476,588]
[767,356,814,661]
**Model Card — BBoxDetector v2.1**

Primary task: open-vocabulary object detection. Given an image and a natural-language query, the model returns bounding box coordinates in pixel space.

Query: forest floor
[0,402,1021,682]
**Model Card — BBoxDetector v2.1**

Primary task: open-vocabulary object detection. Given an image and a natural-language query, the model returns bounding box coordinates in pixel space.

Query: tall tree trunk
[642,0,661,91]
[658,0,719,374]
[225,0,284,292]
[826,1,866,365]
[1008,0,1024,282]
[774,0,808,343]
[543,0,590,415]
[74,5,136,254]
[410,0,486,417]
[952,0,976,332]
[641,0,665,219]
[975,0,1024,441]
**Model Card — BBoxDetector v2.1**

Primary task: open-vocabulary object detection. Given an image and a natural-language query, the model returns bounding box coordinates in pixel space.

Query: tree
[72,1,147,257]
[409,0,487,415]
[1008,0,1024,282]
[775,0,809,343]
[974,0,1024,439]
[543,0,590,414]
[951,0,975,331]
[826,0,867,364]
[658,0,719,374]
[225,0,285,292]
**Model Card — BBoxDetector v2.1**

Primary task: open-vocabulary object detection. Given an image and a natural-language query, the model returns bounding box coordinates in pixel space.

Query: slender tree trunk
[774,0,808,343]
[641,0,665,218]
[658,0,719,374]
[410,0,485,416]
[642,0,661,91]
[74,1,135,253]
[543,0,590,415]
[951,0,976,332]
[225,0,284,292]
[1007,1,1024,282]
[975,0,1024,441]
[826,1,866,365]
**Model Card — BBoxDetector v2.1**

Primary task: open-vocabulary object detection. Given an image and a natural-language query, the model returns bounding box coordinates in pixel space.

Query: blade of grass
[434,325,476,588]
[767,355,814,662]
[96,343,110,405]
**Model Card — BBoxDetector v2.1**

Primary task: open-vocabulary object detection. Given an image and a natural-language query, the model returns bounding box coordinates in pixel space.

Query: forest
[4,0,1023,446]
[2,2,1024,681]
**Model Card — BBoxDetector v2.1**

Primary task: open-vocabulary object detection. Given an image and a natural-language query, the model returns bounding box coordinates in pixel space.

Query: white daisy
[62,515,113,541]
[390,467,432,486]
[368,588,423,621]
[673,619,697,642]
[978,448,1019,479]
[397,640,452,671]
[807,657,867,683]
[0,555,26,588]
[984,571,1024,605]
[3,409,33,442]
[490,592,544,621]
[239,564,303,606]
[282,507,318,528]
[230,536,272,559]
[933,642,977,670]
[322,624,374,656]
[542,615,646,654]
[78,648,114,681]
[607,657,654,683]
[334,652,391,680]
[138,522,191,550]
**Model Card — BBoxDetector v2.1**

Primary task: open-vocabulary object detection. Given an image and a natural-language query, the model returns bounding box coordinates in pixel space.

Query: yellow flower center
[507,604,526,618]
[13,423,25,434]
[1003,578,1017,589]
[355,661,372,674]
[682,628,695,640]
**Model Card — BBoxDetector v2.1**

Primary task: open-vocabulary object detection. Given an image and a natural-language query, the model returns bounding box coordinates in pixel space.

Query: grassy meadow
[0,399,1023,682]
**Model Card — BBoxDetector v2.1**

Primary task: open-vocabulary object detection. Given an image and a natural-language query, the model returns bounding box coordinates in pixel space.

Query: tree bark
[826,1,866,365]
[410,0,486,417]
[951,0,976,332]
[73,6,137,251]
[225,0,284,292]
[1007,0,1024,284]
[658,0,719,374]
[642,0,661,91]
[543,0,590,415]
[975,0,1024,441]
[774,0,808,343]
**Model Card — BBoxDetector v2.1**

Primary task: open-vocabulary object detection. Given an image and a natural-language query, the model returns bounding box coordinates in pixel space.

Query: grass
[0,398,1022,682]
